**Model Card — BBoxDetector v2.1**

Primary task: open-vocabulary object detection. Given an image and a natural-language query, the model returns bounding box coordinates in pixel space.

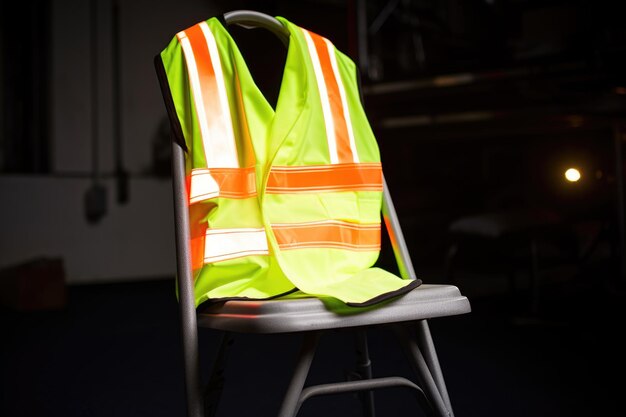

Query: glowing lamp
[565,168,581,182]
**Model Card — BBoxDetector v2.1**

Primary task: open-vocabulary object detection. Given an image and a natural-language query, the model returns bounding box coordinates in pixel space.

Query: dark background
[2,1,626,416]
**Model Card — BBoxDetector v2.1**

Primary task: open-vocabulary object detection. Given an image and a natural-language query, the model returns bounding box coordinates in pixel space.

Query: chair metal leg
[414,321,455,417]
[204,332,233,417]
[277,332,321,417]
[393,324,450,417]
[180,321,204,417]
[298,376,432,415]
[355,330,376,417]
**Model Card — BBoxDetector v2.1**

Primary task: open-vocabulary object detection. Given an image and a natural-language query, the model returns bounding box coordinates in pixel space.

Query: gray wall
[0,0,219,283]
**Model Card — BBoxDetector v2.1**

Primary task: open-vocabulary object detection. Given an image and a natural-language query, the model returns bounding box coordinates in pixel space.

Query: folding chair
[156,10,471,417]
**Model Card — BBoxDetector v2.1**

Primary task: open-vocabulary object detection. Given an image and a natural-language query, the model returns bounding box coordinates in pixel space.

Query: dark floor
[2,263,625,417]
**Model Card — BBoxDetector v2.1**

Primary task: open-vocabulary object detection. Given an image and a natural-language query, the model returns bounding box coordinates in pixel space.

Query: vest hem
[345,278,422,308]
[196,287,299,310]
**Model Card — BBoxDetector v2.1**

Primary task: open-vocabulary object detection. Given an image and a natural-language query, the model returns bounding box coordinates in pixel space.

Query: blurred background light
[565,167,581,182]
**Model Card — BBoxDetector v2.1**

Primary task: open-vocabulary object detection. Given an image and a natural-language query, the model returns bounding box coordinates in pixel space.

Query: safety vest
[157,16,419,307]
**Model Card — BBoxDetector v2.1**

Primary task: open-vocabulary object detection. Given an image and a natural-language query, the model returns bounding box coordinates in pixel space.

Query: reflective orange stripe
[273,220,381,251]
[383,214,397,250]
[189,163,381,202]
[178,23,238,168]
[267,163,382,193]
[189,167,256,203]
[323,36,359,163]
[193,220,380,267]
[190,221,207,271]
[307,31,353,163]
[302,29,358,164]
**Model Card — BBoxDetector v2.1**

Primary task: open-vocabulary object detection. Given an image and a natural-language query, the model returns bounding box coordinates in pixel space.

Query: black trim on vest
[196,287,300,311]
[345,278,422,308]
[154,54,188,151]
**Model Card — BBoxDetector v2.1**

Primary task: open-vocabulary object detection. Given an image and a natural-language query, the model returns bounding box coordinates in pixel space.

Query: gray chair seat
[199,284,470,333]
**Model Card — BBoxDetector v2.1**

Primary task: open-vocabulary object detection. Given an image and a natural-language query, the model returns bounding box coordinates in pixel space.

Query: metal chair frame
[160,10,471,417]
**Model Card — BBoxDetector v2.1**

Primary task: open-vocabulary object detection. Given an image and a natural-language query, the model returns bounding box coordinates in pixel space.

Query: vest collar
[207,17,309,168]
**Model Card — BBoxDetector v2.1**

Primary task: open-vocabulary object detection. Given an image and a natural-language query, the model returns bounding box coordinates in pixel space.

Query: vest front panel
[159,16,418,307]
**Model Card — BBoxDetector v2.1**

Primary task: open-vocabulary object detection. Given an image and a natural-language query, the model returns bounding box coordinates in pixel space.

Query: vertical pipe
[278,332,320,417]
[355,330,376,417]
[614,122,625,285]
[111,0,128,203]
[415,321,454,417]
[84,0,107,223]
[90,0,99,185]
[172,141,204,417]
[394,325,449,417]
[204,332,233,417]
[356,0,368,76]
[347,0,357,61]
[0,2,4,171]
[31,1,51,173]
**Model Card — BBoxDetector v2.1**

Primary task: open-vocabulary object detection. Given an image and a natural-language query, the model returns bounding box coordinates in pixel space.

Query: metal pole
[278,332,320,417]
[356,0,369,76]
[355,330,376,417]
[415,321,454,417]
[613,121,626,287]
[90,0,99,186]
[84,0,108,223]
[111,0,128,203]
[204,332,233,417]
[172,141,204,417]
[394,325,449,417]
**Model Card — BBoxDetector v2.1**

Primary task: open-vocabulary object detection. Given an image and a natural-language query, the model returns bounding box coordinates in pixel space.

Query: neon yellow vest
[158,16,418,307]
